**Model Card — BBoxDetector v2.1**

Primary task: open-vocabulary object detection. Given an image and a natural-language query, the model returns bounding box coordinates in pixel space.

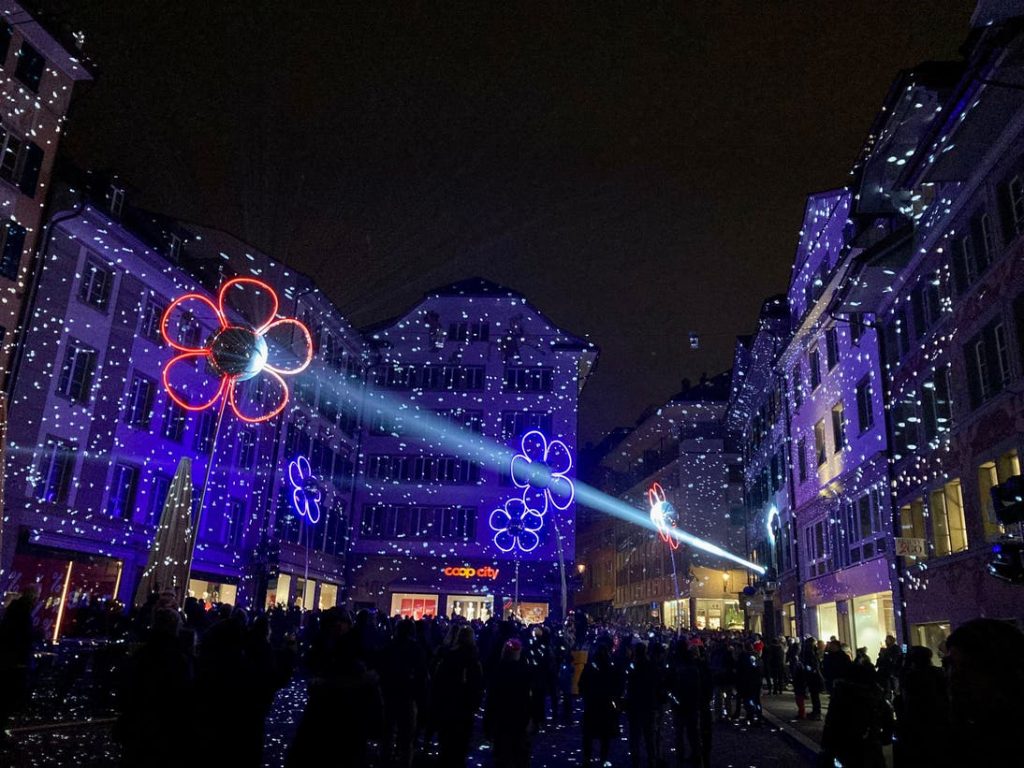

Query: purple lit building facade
[0,182,365,628]
[779,189,898,649]
[0,3,91,379]
[349,279,596,622]
[728,296,796,637]
[840,14,1024,650]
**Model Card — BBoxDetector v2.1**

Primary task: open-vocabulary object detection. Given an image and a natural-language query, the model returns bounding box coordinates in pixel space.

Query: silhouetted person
[822,638,852,695]
[484,638,532,768]
[945,618,1024,765]
[287,609,383,768]
[875,634,903,700]
[893,646,947,768]
[735,642,764,722]
[0,589,38,742]
[623,643,657,768]
[800,637,824,719]
[433,625,483,768]
[579,637,620,766]
[668,642,704,768]
[763,636,786,695]
[116,608,193,768]
[380,618,427,768]
[820,662,893,768]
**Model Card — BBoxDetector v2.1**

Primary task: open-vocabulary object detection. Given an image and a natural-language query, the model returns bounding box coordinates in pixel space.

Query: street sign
[895,537,927,557]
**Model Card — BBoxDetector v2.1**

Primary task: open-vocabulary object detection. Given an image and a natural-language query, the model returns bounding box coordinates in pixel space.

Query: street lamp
[576,563,586,575]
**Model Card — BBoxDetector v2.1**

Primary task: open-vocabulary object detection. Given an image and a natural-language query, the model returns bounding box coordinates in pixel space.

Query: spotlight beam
[322,375,765,575]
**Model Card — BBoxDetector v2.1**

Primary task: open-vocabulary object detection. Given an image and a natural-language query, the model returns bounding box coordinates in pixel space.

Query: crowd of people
[1,586,1023,767]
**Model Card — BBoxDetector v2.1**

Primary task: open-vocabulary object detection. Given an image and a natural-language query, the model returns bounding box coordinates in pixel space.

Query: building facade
[728,295,797,638]
[349,278,596,622]
[0,181,365,634]
[576,374,749,630]
[0,3,92,380]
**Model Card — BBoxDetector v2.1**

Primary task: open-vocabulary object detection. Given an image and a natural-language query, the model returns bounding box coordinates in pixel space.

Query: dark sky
[44,2,975,443]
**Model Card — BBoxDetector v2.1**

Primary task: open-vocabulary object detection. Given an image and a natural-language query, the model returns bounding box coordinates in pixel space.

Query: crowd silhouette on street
[0,587,1022,767]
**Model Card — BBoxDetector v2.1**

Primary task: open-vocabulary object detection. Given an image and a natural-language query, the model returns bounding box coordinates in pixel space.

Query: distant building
[577,373,748,630]
[727,295,794,637]
[349,278,596,622]
[0,2,92,381]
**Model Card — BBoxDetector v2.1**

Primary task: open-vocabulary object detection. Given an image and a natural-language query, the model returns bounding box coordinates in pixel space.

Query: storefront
[188,579,237,607]
[814,591,895,651]
[447,594,493,620]
[911,621,951,662]
[662,598,689,628]
[693,598,743,630]
[265,573,340,611]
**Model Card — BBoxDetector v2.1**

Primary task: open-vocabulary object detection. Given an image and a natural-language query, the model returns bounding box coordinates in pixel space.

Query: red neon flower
[160,277,313,424]
[647,482,681,550]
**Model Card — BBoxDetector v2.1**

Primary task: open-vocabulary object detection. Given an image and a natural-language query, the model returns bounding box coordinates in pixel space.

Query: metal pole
[182,393,228,596]
[553,516,568,621]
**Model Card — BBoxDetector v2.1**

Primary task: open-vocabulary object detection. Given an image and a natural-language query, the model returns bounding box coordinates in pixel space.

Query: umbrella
[134,457,194,606]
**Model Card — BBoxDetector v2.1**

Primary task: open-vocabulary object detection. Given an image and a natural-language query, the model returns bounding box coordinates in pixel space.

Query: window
[140,297,166,342]
[814,420,827,466]
[930,479,968,557]
[855,376,873,433]
[448,321,490,342]
[921,366,953,444]
[896,308,911,357]
[193,410,217,453]
[360,504,477,542]
[14,42,44,91]
[978,449,1021,541]
[376,364,485,391]
[0,22,11,64]
[846,489,887,564]
[237,429,256,469]
[0,124,22,185]
[79,259,113,311]
[1009,175,1024,237]
[109,186,125,217]
[107,464,139,520]
[56,339,97,404]
[162,402,187,442]
[892,395,919,458]
[994,323,1011,387]
[504,366,553,393]
[980,213,995,265]
[148,473,172,525]
[960,234,977,289]
[809,347,821,390]
[226,499,245,547]
[365,454,480,485]
[806,519,830,578]
[825,328,839,370]
[124,374,155,428]
[966,320,1006,407]
[797,437,808,481]
[501,411,553,439]
[849,313,863,345]
[34,436,76,504]
[899,498,927,558]
[831,402,845,451]
[0,221,26,280]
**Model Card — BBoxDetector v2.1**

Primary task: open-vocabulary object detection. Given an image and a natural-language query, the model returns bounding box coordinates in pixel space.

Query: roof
[428,277,525,299]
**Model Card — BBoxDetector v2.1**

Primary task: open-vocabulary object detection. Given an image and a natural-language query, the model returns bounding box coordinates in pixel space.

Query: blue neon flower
[288,455,321,524]
[489,497,544,554]
[509,429,574,515]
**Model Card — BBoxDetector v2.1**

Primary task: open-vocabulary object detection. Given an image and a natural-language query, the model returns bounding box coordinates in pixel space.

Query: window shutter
[19,141,42,196]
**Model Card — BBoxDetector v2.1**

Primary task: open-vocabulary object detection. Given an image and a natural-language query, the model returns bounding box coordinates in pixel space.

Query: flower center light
[208,326,268,381]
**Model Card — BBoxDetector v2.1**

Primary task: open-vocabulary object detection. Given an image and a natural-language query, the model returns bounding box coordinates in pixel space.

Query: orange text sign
[442,566,500,579]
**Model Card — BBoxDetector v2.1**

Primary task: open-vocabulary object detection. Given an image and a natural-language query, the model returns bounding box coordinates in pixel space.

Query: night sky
[42,2,975,443]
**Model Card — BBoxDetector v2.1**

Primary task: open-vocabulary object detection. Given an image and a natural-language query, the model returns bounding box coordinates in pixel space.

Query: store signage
[442,566,500,580]
[895,537,927,557]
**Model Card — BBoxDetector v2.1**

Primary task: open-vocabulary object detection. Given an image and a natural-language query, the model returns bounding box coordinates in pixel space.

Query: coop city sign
[442,566,500,580]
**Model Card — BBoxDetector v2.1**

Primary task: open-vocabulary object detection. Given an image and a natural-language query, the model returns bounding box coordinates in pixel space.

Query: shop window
[930,479,968,557]
[977,449,1021,541]
[319,583,338,610]
[912,622,951,664]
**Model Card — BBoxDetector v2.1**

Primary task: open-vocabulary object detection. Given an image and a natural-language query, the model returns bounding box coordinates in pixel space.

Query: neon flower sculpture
[161,277,313,423]
[489,497,544,554]
[510,430,575,515]
[647,482,681,550]
[288,456,322,525]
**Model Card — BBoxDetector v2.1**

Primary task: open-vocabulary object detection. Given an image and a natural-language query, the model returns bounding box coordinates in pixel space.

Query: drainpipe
[780,345,804,639]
